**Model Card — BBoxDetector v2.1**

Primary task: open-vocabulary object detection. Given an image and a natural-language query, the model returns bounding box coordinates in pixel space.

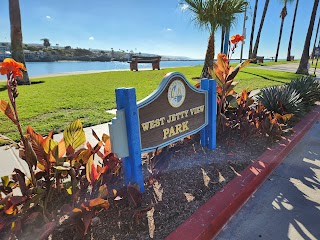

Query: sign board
[109,72,216,192]
[137,72,208,152]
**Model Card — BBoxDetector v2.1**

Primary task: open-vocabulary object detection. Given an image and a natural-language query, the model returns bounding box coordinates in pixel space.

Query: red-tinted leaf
[9,196,27,206]
[26,126,46,164]
[66,145,75,160]
[0,214,18,231]
[127,185,142,208]
[58,139,66,158]
[0,100,16,124]
[97,165,108,174]
[14,169,28,196]
[88,198,104,207]
[98,184,108,199]
[91,164,99,183]
[93,141,103,154]
[25,138,38,167]
[92,129,101,142]
[39,222,57,240]
[24,212,40,225]
[60,204,73,214]
[83,210,95,235]
[104,139,111,156]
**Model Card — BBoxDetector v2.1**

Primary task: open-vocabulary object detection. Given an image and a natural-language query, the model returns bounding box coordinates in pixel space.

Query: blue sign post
[109,72,216,192]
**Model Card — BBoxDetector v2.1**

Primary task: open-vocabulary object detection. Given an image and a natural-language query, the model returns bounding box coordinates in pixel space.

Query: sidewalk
[216,119,320,240]
[251,62,320,80]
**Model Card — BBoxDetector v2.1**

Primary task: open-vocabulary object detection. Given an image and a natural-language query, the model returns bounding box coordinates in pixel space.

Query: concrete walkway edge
[165,105,320,240]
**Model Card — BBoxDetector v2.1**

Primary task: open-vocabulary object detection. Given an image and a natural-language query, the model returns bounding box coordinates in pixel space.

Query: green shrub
[287,75,320,108]
[257,85,305,116]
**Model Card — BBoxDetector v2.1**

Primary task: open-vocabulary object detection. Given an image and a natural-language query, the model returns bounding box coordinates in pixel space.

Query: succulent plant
[287,75,320,108]
[257,85,305,116]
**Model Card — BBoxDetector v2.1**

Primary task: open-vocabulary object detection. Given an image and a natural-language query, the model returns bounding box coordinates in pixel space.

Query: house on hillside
[23,49,50,61]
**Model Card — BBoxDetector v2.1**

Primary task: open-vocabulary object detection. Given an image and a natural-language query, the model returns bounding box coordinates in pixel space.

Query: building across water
[0,43,11,61]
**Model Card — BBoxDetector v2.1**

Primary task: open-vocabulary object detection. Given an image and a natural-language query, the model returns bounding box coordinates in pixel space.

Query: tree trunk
[286,0,299,61]
[296,0,319,74]
[248,0,259,59]
[311,15,320,63]
[252,0,270,59]
[201,33,215,79]
[275,3,288,62]
[220,28,225,53]
[9,0,30,85]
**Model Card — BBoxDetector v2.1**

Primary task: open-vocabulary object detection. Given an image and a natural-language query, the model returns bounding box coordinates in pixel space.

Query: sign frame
[137,72,208,153]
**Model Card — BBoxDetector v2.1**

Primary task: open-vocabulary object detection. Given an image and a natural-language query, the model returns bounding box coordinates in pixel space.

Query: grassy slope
[249,59,300,67]
[0,65,302,141]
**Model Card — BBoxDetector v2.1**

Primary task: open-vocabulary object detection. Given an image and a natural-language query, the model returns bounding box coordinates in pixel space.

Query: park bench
[129,55,161,71]
[256,56,264,63]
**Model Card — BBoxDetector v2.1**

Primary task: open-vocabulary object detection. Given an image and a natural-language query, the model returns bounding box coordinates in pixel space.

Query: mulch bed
[54,134,271,240]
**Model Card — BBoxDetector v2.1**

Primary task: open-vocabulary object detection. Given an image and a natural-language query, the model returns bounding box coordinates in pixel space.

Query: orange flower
[230,34,245,44]
[0,58,26,79]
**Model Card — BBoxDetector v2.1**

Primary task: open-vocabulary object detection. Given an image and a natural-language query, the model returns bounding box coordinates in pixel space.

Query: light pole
[240,7,248,62]
[312,15,320,64]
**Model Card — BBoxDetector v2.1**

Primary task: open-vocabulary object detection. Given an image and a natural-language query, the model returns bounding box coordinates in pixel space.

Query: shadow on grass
[0,80,45,92]
[241,70,289,84]
[0,85,6,92]
[30,80,45,85]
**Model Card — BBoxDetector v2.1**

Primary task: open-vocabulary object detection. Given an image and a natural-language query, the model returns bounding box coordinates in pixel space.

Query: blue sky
[0,0,318,59]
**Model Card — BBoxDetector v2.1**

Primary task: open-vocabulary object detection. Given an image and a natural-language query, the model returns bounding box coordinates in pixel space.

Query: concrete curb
[166,106,320,240]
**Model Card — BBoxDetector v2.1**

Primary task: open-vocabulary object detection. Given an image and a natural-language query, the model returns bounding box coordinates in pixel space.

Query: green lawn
[0,65,302,142]
[249,59,300,67]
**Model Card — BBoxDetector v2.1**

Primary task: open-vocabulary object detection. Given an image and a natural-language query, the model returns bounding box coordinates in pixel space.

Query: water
[4,60,205,79]
[0,59,267,79]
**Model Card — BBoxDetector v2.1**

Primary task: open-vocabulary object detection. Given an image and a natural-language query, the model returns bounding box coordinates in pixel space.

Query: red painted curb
[166,106,320,240]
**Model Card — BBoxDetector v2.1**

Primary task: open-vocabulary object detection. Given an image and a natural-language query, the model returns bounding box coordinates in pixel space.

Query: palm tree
[296,0,319,74]
[181,0,247,78]
[286,0,299,61]
[41,38,51,48]
[275,0,294,62]
[9,0,30,85]
[252,0,270,60]
[248,0,259,59]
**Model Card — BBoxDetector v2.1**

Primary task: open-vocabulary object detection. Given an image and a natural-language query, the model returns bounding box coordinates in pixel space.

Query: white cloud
[46,16,51,19]
[166,28,173,31]
[180,4,188,11]
[89,37,94,40]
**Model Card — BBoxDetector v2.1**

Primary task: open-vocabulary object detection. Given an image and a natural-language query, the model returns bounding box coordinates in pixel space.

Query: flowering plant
[209,35,251,116]
[0,58,26,145]
[0,59,131,239]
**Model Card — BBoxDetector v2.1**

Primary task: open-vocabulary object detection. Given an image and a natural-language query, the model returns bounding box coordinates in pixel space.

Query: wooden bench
[256,56,264,63]
[129,55,161,71]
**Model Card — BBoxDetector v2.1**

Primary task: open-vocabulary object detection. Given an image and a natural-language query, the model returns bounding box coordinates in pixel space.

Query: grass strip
[0,65,302,142]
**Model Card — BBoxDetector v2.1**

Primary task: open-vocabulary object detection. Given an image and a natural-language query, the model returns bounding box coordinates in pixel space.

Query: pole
[223,28,230,55]
[313,54,319,76]
[314,38,320,76]
[240,7,248,62]
[312,15,320,64]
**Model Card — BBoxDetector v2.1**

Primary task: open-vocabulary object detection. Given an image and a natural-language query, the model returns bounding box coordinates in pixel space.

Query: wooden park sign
[109,72,216,192]
[138,73,207,152]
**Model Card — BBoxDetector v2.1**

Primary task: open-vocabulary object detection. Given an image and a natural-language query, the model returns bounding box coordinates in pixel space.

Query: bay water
[0,59,260,79]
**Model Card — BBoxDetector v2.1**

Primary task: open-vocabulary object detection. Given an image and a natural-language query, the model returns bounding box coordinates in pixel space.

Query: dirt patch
[53,134,271,240]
